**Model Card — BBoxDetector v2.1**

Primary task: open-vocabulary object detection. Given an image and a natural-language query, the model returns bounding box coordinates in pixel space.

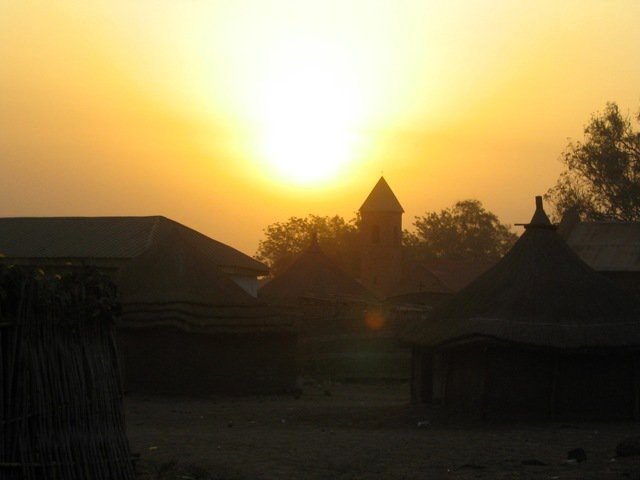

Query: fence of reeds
[0,265,135,480]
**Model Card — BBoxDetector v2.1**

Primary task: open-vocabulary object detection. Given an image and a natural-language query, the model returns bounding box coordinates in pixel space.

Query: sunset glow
[255,41,363,184]
[1,1,640,252]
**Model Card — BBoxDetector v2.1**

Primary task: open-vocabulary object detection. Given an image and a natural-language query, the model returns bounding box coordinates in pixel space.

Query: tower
[359,177,404,297]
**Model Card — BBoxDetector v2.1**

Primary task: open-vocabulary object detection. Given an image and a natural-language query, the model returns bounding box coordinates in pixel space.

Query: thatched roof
[405,197,640,349]
[387,260,452,299]
[359,177,404,213]
[258,235,375,305]
[0,216,267,275]
[117,228,290,334]
[421,258,495,292]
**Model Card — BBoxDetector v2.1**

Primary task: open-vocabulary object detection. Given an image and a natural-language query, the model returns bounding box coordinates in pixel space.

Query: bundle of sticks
[0,265,134,480]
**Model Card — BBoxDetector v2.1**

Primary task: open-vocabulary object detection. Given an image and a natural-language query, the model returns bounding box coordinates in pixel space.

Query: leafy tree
[546,102,640,221]
[256,214,359,276]
[405,199,517,263]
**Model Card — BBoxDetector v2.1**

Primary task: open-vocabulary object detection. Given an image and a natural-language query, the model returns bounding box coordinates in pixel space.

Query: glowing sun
[257,44,362,184]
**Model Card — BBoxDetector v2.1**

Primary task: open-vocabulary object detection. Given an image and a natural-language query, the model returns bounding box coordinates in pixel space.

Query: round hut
[117,228,296,395]
[258,232,375,326]
[259,234,408,381]
[259,232,377,338]
[385,261,453,306]
[406,197,640,420]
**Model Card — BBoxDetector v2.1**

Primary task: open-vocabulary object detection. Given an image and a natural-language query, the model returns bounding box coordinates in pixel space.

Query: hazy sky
[2,0,639,255]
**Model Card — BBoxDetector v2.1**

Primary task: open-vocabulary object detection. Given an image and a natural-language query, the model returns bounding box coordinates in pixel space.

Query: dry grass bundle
[0,265,134,479]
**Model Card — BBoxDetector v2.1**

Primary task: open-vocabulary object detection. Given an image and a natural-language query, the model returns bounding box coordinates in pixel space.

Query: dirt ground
[125,382,640,480]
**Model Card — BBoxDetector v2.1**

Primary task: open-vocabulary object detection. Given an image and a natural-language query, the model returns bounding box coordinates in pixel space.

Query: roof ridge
[0,215,165,220]
[0,216,268,274]
[158,217,267,270]
[145,216,164,252]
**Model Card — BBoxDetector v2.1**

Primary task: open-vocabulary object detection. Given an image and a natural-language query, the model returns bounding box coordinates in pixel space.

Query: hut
[406,197,640,420]
[258,233,376,316]
[117,228,296,395]
[259,235,408,381]
[421,258,495,293]
[385,260,453,306]
[0,216,267,296]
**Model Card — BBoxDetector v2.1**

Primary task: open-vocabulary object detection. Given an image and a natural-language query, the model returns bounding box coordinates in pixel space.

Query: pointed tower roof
[359,177,404,213]
[405,196,640,349]
[259,235,375,304]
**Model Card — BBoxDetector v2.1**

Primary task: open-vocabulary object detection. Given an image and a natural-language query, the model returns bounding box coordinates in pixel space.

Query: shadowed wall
[117,328,297,395]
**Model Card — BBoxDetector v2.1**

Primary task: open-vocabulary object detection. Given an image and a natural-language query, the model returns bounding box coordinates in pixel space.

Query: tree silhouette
[546,102,640,221]
[405,199,517,263]
[256,214,359,277]
[258,201,517,277]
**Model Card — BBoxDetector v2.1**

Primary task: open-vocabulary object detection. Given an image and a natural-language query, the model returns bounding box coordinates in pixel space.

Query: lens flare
[364,309,385,330]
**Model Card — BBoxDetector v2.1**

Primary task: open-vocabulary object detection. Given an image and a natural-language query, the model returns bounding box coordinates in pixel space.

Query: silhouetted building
[558,209,640,295]
[0,216,297,395]
[384,261,452,306]
[420,258,495,293]
[118,228,296,394]
[357,177,454,305]
[259,232,375,310]
[259,234,409,381]
[359,177,404,298]
[0,216,267,296]
[404,197,640,420]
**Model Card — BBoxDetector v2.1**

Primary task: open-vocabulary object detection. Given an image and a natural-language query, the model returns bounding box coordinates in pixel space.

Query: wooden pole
[632,353,639,421]
[549,354,560,419]
[481,346,490,421]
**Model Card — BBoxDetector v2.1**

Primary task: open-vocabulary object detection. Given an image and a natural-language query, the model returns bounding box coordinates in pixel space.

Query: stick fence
[0,265,134,480]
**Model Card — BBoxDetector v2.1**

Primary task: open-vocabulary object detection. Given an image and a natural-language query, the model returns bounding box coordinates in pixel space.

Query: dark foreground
[126,383,640,480]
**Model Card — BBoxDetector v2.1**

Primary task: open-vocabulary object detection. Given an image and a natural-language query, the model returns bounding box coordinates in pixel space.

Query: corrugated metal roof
[0,216,268,274]
[562,221,640,272]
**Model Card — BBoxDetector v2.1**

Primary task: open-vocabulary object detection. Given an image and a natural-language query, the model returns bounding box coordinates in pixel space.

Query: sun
[256,43,362,185]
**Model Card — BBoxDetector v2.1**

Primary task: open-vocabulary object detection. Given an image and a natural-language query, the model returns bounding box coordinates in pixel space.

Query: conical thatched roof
[388,260,452,299]
[422,258,495,292]
[118,228,290,334]
[406,197,640,349]
[385,260,453,306]
[259,234,375,304]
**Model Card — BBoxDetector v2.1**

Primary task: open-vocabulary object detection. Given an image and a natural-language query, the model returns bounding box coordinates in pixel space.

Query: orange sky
[1,1,639,255]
